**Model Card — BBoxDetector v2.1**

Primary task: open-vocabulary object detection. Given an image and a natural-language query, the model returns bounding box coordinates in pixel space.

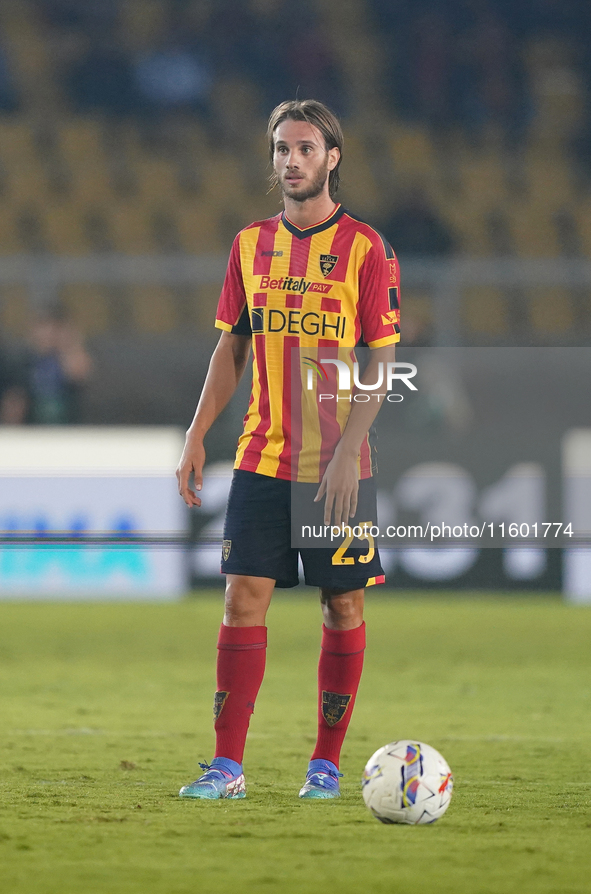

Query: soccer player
[176,99,400,800]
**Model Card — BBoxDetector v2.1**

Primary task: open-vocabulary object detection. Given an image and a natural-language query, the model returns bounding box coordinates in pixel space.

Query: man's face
[273,119,339,203]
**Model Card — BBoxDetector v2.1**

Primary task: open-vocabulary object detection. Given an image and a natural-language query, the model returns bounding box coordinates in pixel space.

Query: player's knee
[224,590,255,623]
[224,604,253,625]
[320,588,364,627]
[223,576,273,625]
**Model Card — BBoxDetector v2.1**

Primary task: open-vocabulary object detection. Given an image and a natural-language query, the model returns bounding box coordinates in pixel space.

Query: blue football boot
[298,759,343,799]
[179,757,246,800]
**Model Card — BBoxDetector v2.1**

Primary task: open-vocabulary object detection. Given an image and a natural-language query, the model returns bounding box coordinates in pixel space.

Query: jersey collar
[281,204,345,239]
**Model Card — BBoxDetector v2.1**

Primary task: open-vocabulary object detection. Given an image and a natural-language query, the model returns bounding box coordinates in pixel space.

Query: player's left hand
[176,435,206,508]
[314,448,359,526]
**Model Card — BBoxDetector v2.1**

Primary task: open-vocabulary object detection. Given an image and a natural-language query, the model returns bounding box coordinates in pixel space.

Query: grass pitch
[0,592,590,894]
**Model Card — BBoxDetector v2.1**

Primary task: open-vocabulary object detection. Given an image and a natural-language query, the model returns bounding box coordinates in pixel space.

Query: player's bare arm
[315,344,396,526]
[176,331,251,507]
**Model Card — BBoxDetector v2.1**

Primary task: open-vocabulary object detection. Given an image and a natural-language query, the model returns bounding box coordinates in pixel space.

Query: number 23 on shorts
[331,521,376,566]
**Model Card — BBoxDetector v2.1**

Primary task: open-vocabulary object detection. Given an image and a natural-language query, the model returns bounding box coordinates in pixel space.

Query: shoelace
[197,761,230,782]
[308,769,343,787]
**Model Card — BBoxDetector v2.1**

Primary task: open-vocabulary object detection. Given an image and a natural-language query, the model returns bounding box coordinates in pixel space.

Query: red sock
[213,624,267,764]
[311,623,366,768]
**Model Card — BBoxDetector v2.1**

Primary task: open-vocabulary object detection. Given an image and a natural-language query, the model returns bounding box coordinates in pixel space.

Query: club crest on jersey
[320,254,338,277]
[213,691,229,720]
[321,690,351,726]
[222,539,232,561]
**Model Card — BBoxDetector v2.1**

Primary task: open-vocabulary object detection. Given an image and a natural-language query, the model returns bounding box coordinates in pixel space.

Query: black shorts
[221,469,385,589]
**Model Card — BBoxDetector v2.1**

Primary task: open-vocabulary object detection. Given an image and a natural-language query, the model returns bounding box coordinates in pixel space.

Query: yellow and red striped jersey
[215,204,400,483]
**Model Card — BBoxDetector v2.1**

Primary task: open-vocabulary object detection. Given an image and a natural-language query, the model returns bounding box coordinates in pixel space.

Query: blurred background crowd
[0,0,590,431]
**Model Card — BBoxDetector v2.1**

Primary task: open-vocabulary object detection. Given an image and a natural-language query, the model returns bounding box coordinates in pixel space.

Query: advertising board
[0,428,186,599]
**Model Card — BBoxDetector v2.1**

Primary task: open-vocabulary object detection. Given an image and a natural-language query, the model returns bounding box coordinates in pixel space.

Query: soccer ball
[362,740,453,824]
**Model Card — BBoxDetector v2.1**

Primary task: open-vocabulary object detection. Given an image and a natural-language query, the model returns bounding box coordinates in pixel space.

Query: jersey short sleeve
[215,236,251,335]
[358,237,401,348]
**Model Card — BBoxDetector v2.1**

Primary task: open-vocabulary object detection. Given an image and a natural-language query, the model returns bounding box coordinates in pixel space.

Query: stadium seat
[176,205,226,254]
[444,205,492,256]
[0,123,52,206]
[525,37,585,148]
[129,285,178,332]
[110,203,155,254]
[194,283,225,329]
[527,288,574,335]
[389,124,436,181]
[0,207,23,255]
[510,207,561,258]
[60,284,112,336]
[0,284,31,336]
[462,287,508,336]
[336,126,380,217]
[135,158,182,205]
[573,202,591,259]
[525,155,575,211]
[119,0,167,53]
[460,155,508,213]
[400,291,434,344]
[44,205,93,255]
[58,121,114,205]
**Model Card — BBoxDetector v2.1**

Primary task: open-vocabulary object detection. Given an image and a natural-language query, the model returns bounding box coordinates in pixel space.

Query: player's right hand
[176,436,206,508]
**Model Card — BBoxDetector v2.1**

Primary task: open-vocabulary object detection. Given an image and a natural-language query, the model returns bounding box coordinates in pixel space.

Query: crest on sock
[321,691,352,726]
[213,690,229,720]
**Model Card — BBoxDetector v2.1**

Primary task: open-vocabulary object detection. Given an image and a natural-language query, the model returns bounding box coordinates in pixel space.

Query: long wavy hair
[267,99,344,199]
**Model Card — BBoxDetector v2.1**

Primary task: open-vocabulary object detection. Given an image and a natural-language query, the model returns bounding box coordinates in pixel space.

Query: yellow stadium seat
[7,167,50,205]
[0,284,31,336]
[462,287,508,336]
[201,154,249,206]
[69,168,114,206]
[400,291,433,344]
[573,202,591,257]
[460,156,508,212]
[195,283,224,329]
[119,0,167,52]
[0,123,52,205]
[210,78,262,127]
[0,121,38,163]
[56,121,114,205]
[525,157,575,210]
[136,158,181,204]
[44,205,91,255]
[59,120,104,162]
[0,206,23,254]
[444,205,492,255]
[0,17,46,82]
[110,203,154,254]
[509,207,561,258]
[176,205,226,254]
[390,124,436,179]
[60,284,111,336]
[336,129,380,216]
[129,285,178,333]
[528,288,573,334]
